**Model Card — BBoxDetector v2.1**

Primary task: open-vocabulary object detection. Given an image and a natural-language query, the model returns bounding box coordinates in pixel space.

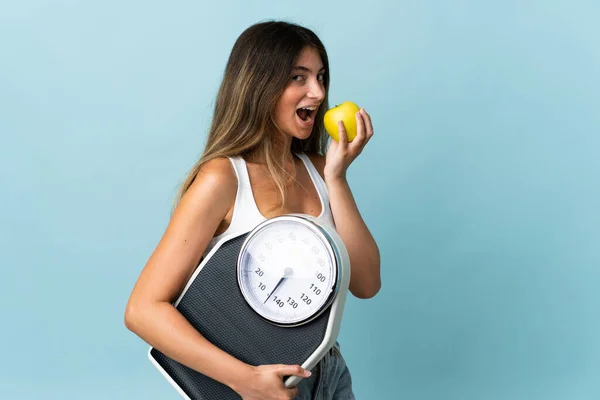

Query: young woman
[125,20,381,400]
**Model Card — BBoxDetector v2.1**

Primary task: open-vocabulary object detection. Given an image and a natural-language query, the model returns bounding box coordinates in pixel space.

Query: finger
[326,135,338,155]
[337,120,348,150]
[275,364,311,378]
[287,387,300,399]
[361,109,374,141]
[351,110,367,150]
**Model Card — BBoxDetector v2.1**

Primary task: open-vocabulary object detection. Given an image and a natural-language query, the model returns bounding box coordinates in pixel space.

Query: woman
[125,20,381,400]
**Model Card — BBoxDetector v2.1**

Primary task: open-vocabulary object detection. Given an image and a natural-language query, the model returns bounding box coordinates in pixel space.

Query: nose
[307,77,325,102]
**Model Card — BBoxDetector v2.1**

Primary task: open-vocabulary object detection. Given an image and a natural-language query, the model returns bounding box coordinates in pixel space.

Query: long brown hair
[174,21,330,210]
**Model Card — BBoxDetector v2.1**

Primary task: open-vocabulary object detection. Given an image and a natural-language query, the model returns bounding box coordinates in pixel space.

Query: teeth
[296,106,318,123]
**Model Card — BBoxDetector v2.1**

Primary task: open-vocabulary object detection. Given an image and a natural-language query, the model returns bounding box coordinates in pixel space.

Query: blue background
[1,1,599,399]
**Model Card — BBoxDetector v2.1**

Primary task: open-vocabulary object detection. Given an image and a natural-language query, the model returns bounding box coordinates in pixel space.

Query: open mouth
[296,106,317,123]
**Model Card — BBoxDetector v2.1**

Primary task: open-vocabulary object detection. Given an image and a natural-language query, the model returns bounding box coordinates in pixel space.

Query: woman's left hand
[324,108,374,183]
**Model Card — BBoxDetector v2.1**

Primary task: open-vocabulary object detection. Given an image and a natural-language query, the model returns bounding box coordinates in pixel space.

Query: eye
[317,74,325,82]
[292,75,305,82]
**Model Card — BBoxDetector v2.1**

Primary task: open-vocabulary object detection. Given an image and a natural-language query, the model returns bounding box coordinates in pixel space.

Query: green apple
[323,101,361,142]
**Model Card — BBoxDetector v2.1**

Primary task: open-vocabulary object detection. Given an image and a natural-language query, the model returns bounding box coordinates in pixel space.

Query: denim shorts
[295,343,356,400]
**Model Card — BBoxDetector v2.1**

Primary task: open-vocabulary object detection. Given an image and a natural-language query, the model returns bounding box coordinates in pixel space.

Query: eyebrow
[293,66,326,73]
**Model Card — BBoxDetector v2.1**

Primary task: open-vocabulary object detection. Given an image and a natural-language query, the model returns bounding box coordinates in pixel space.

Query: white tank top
[203,153,335,256]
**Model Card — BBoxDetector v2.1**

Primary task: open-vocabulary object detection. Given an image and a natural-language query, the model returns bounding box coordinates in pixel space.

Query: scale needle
[263,267,294,304]
[264,276,285,304]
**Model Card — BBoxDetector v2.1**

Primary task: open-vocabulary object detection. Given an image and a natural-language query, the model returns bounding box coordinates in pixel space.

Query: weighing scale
[148,214,351,399]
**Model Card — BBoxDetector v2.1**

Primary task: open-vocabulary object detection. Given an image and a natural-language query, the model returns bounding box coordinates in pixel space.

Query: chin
[281,126,312,142]
[295,130,313,140]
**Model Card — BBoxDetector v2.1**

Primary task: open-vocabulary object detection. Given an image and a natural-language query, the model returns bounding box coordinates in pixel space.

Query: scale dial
[237,215,339,327]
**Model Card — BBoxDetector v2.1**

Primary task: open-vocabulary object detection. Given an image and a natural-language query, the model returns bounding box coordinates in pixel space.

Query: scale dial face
[237,217,338,326]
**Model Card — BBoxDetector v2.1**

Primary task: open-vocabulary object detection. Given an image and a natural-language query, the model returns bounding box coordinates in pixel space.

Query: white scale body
[148,214,351,400]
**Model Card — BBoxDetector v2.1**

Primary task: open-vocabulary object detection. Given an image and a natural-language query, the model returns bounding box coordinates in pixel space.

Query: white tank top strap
[226,157,266,229]
[295,153,335,229]
[203,154,335,257]
[202,157,265,256]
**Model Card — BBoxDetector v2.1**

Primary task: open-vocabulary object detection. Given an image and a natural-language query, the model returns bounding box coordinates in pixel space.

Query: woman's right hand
[232,364,312,400]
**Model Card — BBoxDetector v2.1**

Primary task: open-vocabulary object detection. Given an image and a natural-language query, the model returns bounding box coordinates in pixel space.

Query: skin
[124,47,380,400]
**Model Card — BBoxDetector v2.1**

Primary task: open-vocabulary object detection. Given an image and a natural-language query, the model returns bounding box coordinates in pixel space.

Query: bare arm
[312,108,381,299]
[326,177,381,299]
[124,158,251,389]
[124,158,309,399]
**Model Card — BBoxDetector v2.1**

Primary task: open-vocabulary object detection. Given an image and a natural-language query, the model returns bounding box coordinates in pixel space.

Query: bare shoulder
[306,152,326,181]
[188,157,236,193]
[177,157,237,214]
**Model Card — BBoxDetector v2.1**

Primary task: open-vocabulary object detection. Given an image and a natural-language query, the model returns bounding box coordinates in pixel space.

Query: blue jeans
[296,343,356,400]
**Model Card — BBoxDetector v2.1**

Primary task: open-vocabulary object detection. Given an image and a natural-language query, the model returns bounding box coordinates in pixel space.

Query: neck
[272,132,294,158]
[247,133,296,165]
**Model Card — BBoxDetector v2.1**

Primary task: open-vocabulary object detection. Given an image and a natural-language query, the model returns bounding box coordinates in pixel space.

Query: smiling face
[273,46,326,141]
